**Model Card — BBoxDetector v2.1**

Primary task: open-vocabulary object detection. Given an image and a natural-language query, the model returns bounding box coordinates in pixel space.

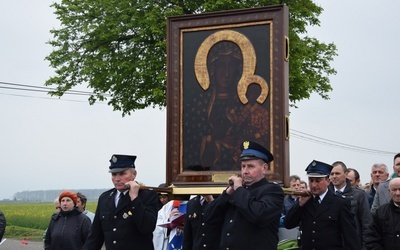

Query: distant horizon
[3,188,110,202]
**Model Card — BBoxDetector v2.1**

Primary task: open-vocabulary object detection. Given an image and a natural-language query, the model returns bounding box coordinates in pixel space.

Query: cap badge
[312,161,316,166]
[243,141,250,149]
[112,155,118,163]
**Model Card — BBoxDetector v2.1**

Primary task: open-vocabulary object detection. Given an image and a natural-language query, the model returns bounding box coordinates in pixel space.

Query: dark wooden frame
[166,5,290,187]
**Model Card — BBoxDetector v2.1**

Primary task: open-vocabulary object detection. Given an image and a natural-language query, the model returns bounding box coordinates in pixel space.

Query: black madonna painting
[166,5,289,185]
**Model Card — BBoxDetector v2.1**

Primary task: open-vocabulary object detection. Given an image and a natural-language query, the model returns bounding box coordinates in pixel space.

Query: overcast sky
[0,0,398,200]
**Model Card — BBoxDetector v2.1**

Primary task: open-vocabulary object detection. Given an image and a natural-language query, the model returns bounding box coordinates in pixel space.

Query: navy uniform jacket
[203,178,284,250]
[284,189,360,250]
[183,195,221,250]
[84,188,159,250]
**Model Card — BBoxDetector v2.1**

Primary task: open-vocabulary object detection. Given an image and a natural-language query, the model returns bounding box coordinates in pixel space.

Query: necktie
[335,190,343,196]
[314,195,320,205]
[200,196,205,206]
[117,192,124,207]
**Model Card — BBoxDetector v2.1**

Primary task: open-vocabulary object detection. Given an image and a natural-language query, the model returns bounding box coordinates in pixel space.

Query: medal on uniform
[123,213,128,219]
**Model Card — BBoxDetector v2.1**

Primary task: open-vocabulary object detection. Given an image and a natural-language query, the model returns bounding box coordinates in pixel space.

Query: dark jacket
[364,190,374,208]
[84,188,159,250]
[44,207,91,250]
[183,195,221,250]
[366,185,377,199]
[329,180,372,249]
[371,179,391,215]
[365,200,400,249]
[0,210,5,242]
[204,178,284,250]
[284,189,361,250]
[282,195,297,215]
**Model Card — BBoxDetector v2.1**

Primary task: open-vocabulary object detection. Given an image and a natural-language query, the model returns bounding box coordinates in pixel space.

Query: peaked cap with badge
[239,140,274,163]
[305,160,333,177]
[109,154,137,173]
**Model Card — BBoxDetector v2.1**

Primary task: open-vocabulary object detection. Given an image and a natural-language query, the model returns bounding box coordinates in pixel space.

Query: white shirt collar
[334,184,346,193]
[315,189,329,202]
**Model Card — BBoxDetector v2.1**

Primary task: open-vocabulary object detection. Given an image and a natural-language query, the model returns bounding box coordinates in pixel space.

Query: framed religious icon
[166,5,290,187]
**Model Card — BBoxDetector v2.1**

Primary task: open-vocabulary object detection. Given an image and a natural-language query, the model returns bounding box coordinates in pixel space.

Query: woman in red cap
[44,191,91,250]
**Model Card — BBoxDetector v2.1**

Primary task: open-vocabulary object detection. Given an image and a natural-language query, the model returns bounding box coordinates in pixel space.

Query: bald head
[389,177,400,189]
[389,177,400,205]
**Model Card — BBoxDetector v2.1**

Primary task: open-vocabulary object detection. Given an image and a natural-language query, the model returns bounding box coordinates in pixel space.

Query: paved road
[0,237,106,249]
[0,238,43,250]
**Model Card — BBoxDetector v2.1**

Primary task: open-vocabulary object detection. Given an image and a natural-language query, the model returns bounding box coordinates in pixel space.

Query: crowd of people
[282,154,400,249]
[1,142,398,249]
[40,141,285,250]
[156,147,400,250]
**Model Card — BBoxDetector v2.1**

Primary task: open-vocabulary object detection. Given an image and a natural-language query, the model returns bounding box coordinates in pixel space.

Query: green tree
[46,0,336,116]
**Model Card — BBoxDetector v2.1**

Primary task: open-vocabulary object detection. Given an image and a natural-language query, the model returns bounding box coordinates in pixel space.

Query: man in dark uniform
[84,154,159,250]
[183,194,220,249]
[284,160,361,250]
[203,141,284,250]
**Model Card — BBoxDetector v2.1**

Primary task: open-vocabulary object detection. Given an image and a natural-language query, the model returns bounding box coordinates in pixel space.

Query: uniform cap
[305,160,333,177]
[158,183,168,195]
[239,141,273,163]
[109,154,137,173]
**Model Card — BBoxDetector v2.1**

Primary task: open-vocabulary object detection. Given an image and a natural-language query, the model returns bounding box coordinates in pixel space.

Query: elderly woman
[44,191,91,250]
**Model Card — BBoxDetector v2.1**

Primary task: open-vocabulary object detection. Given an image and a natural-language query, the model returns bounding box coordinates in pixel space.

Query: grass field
[0,202,97,240]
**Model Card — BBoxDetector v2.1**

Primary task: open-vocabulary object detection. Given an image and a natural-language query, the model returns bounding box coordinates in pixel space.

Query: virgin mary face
[214,54,242,91]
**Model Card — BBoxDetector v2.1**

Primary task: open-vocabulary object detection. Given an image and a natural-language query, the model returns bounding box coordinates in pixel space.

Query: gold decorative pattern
[194,30,269,104]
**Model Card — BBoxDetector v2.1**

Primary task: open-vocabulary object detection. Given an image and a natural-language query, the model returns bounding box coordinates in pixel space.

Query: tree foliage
[46,0,337,116]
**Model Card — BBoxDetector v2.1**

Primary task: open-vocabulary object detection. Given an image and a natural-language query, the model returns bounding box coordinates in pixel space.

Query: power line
[1,80,395,156]
[0,80,109,103]
[290,129,396,155]
[0,92,92,103]
[0,80,110,97]
[0,85,90,95]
